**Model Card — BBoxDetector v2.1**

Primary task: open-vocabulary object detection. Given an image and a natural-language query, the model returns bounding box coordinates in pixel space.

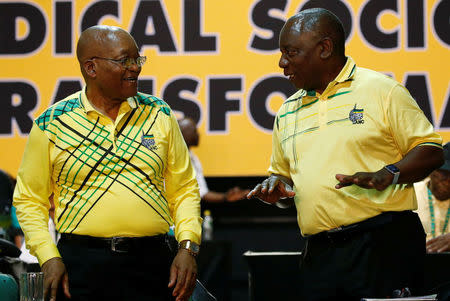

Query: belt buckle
[111,237,128,253]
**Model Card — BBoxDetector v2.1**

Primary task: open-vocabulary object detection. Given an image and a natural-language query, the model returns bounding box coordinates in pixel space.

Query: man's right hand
[247,174,295,205]
[42,257,71,300]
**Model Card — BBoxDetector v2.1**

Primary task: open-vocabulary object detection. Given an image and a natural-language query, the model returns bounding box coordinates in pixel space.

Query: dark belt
[307,210,414,243]
[59,233,168,253]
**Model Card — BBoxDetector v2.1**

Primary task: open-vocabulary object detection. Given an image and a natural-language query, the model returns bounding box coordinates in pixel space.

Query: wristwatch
[384,164,400,185]
[178,240,200,257]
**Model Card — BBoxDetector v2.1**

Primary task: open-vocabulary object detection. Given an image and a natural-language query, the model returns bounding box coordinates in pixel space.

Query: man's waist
[306,210,415,243]
[59,233,168,253]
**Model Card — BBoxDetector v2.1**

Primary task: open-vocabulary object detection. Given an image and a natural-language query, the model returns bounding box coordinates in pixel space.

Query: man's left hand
[335,168,393,191]
[168,249,197,301]
[426,233,450,253]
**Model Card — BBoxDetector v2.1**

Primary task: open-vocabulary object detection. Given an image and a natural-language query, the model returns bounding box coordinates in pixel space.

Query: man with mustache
[14,25,201,301]
[248,8,443,300]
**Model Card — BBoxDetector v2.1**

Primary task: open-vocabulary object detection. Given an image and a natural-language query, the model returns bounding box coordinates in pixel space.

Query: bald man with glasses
[14,25,202,301]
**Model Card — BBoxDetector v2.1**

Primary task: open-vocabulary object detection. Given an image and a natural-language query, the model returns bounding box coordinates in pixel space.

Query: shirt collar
[80,86,139,114]
[301,56,356,98]
[333,56,356,84]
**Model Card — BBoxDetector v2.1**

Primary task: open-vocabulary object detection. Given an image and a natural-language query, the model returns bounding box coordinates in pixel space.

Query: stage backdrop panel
[1,0,449,176]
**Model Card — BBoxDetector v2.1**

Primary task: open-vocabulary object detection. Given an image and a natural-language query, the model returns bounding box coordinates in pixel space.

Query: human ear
[319,37,333,59]
[84,60,96,78]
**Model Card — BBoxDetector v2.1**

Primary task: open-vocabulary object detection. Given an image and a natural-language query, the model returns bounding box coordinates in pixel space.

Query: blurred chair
[0,238,21,301]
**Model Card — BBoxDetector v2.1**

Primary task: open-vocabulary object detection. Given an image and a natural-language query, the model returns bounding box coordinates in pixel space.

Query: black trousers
[56,234,176,301]
[298,211,426,301]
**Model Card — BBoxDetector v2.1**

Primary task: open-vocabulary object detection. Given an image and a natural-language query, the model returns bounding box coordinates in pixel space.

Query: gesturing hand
[335,168,394,191]
[247,174,295,204]
[426,233,450,253]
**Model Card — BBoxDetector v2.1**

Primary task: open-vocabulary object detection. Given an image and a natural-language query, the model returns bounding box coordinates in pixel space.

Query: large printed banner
[1,0,449,176]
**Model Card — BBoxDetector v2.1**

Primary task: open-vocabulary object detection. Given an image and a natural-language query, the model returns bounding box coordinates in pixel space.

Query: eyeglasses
[91,56,147,69]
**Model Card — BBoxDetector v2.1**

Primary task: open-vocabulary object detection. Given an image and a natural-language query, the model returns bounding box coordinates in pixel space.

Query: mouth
[285,74,295,81]
[123,76,138,83]
[284,71,294,81]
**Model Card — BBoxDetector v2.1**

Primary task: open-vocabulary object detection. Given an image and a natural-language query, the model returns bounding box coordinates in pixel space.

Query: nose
[127,61,141,73]
[279,53,288,69]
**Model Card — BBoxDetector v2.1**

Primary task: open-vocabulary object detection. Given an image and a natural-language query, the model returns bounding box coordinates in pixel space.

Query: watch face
[190,242,200,253]
[181,241,200,254]
[386,164,400,173]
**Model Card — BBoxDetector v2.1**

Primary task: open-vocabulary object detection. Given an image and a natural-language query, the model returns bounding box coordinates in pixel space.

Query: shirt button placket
[319,98,327,127]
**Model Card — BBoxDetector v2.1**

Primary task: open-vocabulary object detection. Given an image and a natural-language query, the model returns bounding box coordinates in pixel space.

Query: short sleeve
[386,84,442,154]
[268,116,291,177]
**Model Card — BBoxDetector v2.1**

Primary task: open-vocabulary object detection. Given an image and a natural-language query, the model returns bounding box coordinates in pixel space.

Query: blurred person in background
[415,142,450,253]
[0,170,22,246]
[178,117,249,203]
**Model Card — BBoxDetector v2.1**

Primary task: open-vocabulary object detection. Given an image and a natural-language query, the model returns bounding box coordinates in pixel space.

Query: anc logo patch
[141,134,158,151]
[349,104,364,124]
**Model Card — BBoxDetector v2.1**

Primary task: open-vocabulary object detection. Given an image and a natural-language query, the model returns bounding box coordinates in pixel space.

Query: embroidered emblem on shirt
[349,104,364,124]
[141,134,158,151]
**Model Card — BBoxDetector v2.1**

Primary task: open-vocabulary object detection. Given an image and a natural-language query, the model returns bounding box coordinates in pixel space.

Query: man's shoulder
[135,92,171,116]
[35,91,82,131]
[355,66,400,88]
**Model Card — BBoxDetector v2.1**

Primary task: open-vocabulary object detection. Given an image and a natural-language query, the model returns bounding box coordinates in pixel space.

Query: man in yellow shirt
[414,142,450,253]
[248,8,443,300]
[13,26,202,301]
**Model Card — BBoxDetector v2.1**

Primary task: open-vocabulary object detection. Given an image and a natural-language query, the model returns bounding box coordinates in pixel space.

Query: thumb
[280,182,295,197]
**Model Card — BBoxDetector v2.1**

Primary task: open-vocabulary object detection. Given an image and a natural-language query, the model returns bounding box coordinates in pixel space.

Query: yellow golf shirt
[14,88,202,265]
[269,57,442,236]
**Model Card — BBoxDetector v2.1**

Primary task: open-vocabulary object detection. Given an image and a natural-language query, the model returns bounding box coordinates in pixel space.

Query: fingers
[44,277,59,301]
[335,172,386,190]
[279,182,296,198]
[62,273,71,299]
[43,272,59,301]
[247,181,270,201]
[172,269,196,301]
[44,281,50,301]
[426,238,445,253]
[426,242,440,253]
[168,265,177,288]
[176,270,196,301]
[248,177,278,196]
[247,183,262,199]
[267,176,280,193]
[172,268,186,298]
[50,282,58,301]
[248,177,295,204]
[335,174,353,189]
